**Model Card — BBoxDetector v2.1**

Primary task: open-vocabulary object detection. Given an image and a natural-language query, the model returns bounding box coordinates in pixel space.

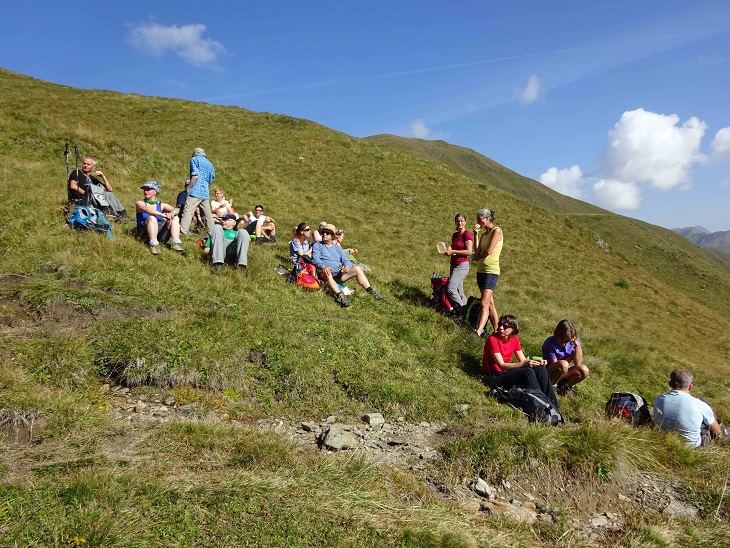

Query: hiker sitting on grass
[204,213,249,274]
[482,315,559,408]
[244,204,277,244]
[290,222,313,267]
[68,156,128,218]
[654,369,727,448]
[211,188,238,217]
[311,223,385,308]
[334,229,355,254]
[313,221,328,243]
[135,181,185,256]
[542,319,590,392]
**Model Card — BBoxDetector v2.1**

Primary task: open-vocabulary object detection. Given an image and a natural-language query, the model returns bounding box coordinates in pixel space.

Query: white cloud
[518,74,541,105]
[410,119,431,139]
[593,179,641,210]
[539,165,584,198]
[710,127,730,162]
[127,23,226,67]
[601,108,707,190]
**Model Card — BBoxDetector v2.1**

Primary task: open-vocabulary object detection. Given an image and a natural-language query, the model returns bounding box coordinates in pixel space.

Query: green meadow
[1,68,729,546]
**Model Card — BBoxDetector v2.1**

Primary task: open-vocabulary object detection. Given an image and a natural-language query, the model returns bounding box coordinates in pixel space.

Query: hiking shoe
[336,292,350,308]
[212,263,223,273]
[150,244,161,256]
[269,235,277,243]
[170,243,186,254]
[238,265,247,277]
[557,385,576,398]
[368,288,386,302]
[256,237,268,245]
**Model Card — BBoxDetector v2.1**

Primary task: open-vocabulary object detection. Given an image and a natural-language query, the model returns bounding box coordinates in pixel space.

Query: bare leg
[340,266,369,289]
[476,288,494,335]
[146,216,159,241]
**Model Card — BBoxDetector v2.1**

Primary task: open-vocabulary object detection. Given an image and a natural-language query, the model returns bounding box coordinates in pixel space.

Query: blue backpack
[67,205,114,240]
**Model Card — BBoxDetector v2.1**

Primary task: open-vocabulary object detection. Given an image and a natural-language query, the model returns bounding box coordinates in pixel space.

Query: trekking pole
[64,143,70,179]
[74,145,80,174]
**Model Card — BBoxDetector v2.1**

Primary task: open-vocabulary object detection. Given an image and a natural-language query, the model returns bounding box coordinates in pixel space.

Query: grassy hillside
[1,68,729,546]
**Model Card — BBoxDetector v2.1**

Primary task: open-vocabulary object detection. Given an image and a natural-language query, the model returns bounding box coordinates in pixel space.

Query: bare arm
[492,349,544,371]
[574,341,584,366]
[94,171,112,191]
[187,175,198,191]
[709,420,724,438]
[446,238,473,257]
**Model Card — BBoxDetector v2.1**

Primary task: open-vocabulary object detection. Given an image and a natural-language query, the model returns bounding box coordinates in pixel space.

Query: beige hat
[192,147,206,157]
[320,223,337,235]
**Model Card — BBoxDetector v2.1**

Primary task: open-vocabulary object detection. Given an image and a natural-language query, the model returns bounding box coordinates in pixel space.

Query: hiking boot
[212,263,223,273]
[368,288,386,302]
[336,292,350,308]
[170,243,186,254]
[268,235,277,243]
[150,244,161,256]
[557,385,576,398]
[256,236,268,245]
[238,265,247,277]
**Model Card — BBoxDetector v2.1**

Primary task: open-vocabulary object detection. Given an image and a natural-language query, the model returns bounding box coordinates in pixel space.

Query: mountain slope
[2,68,730,545]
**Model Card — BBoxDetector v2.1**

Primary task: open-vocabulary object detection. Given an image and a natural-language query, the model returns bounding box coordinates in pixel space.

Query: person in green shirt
[205,213,249,274]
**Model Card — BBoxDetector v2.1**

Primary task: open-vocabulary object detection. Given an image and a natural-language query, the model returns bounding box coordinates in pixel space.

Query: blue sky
[3,1,729,231]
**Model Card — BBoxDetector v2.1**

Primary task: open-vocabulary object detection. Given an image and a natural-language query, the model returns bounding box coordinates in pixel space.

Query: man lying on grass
[311,223,385,308]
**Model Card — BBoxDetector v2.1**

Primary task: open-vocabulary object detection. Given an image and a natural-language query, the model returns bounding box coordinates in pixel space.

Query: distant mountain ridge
[672,225,730,253]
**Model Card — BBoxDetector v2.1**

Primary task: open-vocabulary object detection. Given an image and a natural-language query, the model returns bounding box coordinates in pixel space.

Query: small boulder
[321,424,359,451]
[362,413,385,426]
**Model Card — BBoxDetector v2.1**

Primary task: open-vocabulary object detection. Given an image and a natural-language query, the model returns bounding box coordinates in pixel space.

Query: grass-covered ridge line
[1,67,730,545]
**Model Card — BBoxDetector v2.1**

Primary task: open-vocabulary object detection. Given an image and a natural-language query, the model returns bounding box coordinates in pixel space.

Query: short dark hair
[454,213,466,223]
[255,205,264,211]
[669,369,693,390]
[554,319,577,340]
[498,314,519,335]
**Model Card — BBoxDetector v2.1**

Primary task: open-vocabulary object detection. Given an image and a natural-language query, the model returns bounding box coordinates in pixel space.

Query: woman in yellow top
[472,208,503,337]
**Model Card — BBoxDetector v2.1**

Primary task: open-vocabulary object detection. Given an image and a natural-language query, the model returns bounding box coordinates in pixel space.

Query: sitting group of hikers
[289,222,385,308]
[67,154,725,445]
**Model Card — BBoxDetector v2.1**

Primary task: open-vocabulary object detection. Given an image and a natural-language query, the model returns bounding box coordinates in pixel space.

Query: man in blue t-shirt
[311,223,385,307]
[180,147,216,236]
[654,369,724,448]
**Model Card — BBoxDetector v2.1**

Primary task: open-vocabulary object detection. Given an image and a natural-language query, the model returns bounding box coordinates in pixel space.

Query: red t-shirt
[482,334,522,373]
[450,230,473,267]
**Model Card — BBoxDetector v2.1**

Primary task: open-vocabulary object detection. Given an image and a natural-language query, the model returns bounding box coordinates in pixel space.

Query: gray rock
[454,404,470,413]
[324,415,336,424]
[321,424,359,451]
[177,402,199,415]
[662,498,698,519]
[401,196,414,203]
[362,413,385,426]
[164,395,175,406]
[537,513,554,523]
[419,450,439,460]
[134,401,148,413]
[589,515,610,528]
[470,478,493,499]
[301,422,318,432]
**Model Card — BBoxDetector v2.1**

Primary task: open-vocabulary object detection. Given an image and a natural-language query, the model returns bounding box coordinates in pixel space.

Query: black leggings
[492,366,559,408]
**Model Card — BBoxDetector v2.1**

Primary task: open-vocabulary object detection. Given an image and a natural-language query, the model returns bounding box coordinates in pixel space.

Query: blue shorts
[477,272,499,291]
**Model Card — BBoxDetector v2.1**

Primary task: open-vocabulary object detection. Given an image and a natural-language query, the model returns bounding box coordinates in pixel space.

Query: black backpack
[463,295,482,329]
[493,386,564,426]
[605,392,652,426]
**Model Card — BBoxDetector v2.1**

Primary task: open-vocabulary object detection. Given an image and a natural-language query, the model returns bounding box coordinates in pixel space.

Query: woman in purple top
[541,319,590,390]
[443,213,473,311]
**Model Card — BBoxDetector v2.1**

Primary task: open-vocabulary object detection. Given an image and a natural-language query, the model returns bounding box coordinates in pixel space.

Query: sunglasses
[321,231,334,236]
[497,323,512,330]
[302,228,311,231]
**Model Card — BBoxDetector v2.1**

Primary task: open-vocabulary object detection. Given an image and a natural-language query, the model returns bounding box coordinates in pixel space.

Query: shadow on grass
[389,277,431,307]
[457,350,483,380]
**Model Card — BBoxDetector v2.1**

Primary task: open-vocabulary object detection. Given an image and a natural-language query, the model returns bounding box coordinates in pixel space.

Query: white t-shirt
[248,213,266,226]
[653,390,715,447]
